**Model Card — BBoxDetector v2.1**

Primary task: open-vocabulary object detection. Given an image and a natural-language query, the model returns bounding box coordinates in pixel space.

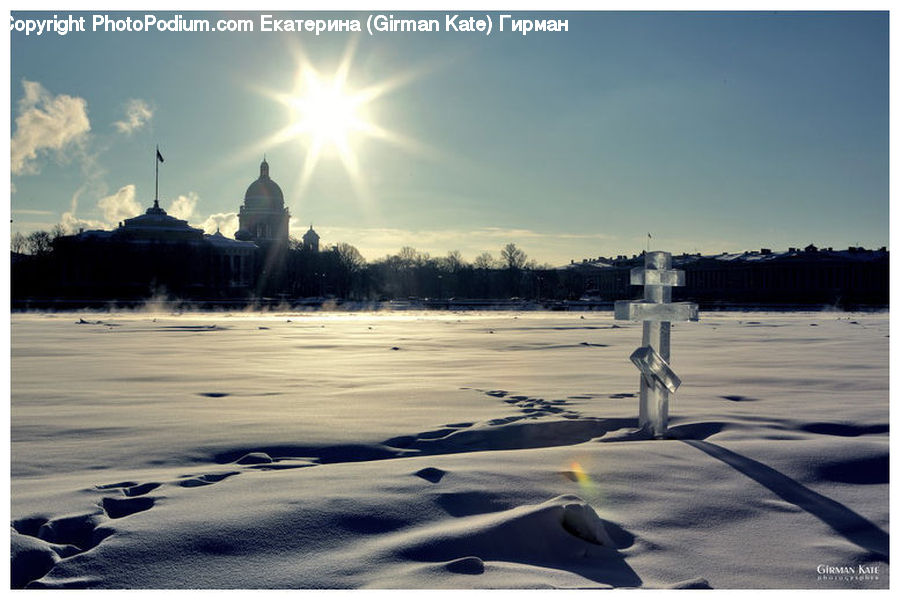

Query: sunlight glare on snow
[569,460,598,501]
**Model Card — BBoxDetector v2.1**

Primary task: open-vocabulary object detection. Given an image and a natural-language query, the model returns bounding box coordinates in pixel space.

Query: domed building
[54,197,257,298]
[302,225,320,252]
[236,158,290,247]
[118,199,205,242]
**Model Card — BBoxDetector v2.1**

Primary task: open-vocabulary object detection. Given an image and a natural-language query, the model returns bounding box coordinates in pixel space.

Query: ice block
[630,267,685,287]
[614,300,699,322]
[629,345,682,393]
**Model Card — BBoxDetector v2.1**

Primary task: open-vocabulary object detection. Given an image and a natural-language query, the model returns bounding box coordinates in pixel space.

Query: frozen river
[10,310,890,588]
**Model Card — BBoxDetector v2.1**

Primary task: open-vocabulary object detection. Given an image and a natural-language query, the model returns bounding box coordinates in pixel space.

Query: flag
[156,147,164,163]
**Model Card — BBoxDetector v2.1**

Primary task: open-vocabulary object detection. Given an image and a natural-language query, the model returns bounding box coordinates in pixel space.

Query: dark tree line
[21,227,881,308]
[12,229,593,304]
[264,240,582,301]
[11,228,63,257]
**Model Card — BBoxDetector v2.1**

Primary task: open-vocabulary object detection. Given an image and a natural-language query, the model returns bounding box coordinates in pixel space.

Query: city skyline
[9,10,889,265]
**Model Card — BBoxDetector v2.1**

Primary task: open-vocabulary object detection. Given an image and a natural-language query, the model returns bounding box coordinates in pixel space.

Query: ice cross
[614,251,698,437]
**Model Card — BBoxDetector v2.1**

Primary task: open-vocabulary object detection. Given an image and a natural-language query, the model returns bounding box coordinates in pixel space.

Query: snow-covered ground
[10,310,889,589]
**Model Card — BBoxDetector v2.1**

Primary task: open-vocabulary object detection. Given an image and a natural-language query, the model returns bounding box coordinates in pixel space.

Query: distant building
[119,200,205,242]
[302,225,320,252]
[235,159,290,248]
[205,229,258,290]
[54,199,256,298]
[13,153,336,303]
[566,247,889,307]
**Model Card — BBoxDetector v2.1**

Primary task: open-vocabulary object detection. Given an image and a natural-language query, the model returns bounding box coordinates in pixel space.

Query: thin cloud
[60,211,106,234]
[59,187,206,234]
[60,185,105,234]
[113,99,154,135]
[307,226,618,265]
[200,212,239,237]
[11,220,58,230]
[97,184,142,225]
[168,192,199,221]
[11,209,55,216]
[10,80,91,175]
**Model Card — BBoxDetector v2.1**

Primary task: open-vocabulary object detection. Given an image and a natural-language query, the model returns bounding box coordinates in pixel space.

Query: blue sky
[9,11,889,264]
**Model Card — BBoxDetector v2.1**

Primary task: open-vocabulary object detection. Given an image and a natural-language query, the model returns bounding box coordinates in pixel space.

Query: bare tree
[11,231,26,254]
[335,242,366,272]
[443,250,465,273]
[26,230,53,256]
[473,252,496,270]
[500,243,527,270]
[396,246,429,269]
[50,224,66,241]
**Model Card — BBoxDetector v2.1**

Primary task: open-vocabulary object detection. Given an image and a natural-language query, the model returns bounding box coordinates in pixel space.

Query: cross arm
[614,300,699,322]
[630,267,685,286]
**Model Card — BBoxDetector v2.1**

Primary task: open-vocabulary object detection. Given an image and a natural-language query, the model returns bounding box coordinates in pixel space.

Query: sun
[269,43,394,193]
[244,41,435,200]
[285,65,372,166]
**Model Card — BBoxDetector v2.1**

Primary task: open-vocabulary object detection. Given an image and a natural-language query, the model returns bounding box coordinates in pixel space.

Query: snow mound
[234,452,273,465]
[11,512,114,589]
[445,556,485,574]
[388,495,626,580]
[11,530,79,589]
[559,500,615,546]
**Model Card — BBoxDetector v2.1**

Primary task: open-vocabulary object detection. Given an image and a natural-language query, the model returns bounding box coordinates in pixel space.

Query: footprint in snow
[720,395,758,402]
[234,451,273,465]
[178,471,240,488]
[414,467,446,484]
[445,556,484,574]
[102,496,155,519]
[123,482,160,497]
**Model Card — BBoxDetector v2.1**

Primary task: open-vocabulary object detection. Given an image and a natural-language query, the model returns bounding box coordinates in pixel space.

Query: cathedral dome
[243,159,284,209]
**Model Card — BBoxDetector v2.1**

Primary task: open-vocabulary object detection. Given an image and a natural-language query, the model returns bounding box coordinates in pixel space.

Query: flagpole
[154,145,159,208]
